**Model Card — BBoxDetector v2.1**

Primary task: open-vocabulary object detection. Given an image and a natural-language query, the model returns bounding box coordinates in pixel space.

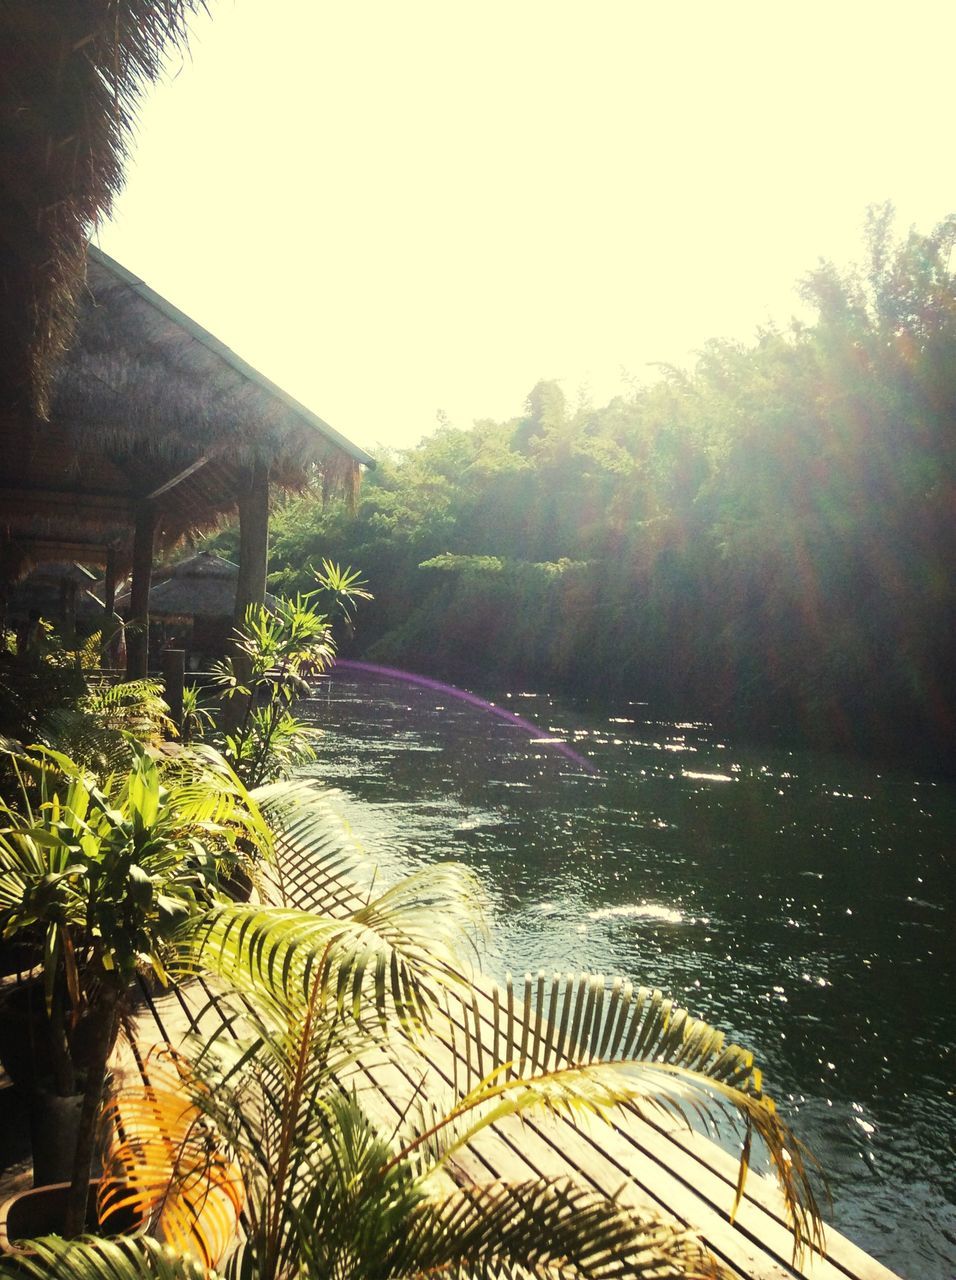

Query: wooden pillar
[102,548,117,619]
[59,577,77,646]
[101,547,118,665]
[234,459,271,625]
[126,504,157,680]
[160,648,185,735]
[222,461,270,733]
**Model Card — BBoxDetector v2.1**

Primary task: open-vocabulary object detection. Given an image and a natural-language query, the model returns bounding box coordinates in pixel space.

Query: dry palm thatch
[113,551,277,619]
[0,1,206,419]
[54,247,373,495]
[1,249,373,577]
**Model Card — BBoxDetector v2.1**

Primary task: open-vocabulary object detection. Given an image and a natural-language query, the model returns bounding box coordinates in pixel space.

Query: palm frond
[288,1093,724,1280]
[99,1051,243,1271]
[473,972,756,1087]
[178,894,475,1038]
[250,777,372,905]
[38,678,173,772]
[0,1234,214,1279]
[402,972,824,1260]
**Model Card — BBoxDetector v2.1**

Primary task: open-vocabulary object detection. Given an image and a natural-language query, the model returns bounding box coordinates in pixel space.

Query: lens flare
[333,660,600,775]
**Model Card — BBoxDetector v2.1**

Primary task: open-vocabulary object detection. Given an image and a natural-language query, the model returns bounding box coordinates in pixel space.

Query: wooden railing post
[160,648,185,735]
[126,503,157,680]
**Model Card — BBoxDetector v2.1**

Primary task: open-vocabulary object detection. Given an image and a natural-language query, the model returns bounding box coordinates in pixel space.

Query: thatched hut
[6,562,99,647]
[1,246,374,675]
[114,551,276,669]
[1,2,205,419]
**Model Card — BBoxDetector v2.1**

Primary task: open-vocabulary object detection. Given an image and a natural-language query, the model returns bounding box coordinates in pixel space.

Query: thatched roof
[113,551,276,619]
[60,247,374,480]
[1,2,204,418]
[1,247,374,579]
[16,562,97,589]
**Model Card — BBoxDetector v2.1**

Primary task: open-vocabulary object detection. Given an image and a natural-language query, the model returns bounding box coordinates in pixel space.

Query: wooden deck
[125,826,903,1280]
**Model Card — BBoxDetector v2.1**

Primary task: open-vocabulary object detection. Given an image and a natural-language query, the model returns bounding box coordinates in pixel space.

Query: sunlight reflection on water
[302,671,956,1280]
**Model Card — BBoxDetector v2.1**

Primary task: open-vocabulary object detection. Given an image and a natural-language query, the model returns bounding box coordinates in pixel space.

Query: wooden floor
[125,826,902,1280]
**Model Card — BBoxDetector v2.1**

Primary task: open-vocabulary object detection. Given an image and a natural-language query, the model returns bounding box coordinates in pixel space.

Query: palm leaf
[99,1050,243,1271]
[0,1234,214,1279]
[288,1092,725,1280]
[250,777,378,907]
[403,972,824,1260]
[178,865,483,1038]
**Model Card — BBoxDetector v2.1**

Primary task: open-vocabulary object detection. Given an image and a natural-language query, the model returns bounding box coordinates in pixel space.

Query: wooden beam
[126,504,157,679]
[102,549,117,618]
[8,538,112,564]
[102,547,119,663]
[160,649,185,735]
[60,578,77,646]
[0,485,132,516]
[145,456,211,503]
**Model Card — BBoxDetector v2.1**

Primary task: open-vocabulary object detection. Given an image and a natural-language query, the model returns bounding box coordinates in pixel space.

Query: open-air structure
[2,3,371,674]
[1,246,374,675]
[113,550,277,669]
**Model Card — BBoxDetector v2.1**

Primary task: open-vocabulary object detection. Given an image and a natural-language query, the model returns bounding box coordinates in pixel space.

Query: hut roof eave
[87,247,376,470]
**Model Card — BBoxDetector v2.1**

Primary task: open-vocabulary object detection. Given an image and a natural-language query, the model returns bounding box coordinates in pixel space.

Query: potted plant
[0,743,272,1239]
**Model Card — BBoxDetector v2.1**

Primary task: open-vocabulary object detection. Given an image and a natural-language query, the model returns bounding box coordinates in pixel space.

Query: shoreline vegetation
[209,208,954,775]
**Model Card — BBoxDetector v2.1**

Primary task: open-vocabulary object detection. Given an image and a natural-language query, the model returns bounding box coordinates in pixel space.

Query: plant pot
[0,1179,143,1253]
[0,936,41,981]
[29,1090,85,1187]
[0,976,100,1092]
[0,979,53,1089]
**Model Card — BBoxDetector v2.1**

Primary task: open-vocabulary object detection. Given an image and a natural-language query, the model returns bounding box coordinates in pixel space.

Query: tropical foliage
[212,562,371,787]
[0,743,272,1233]
[0,782,823,1278]
[235,208,955,764]
[0,626,170,772]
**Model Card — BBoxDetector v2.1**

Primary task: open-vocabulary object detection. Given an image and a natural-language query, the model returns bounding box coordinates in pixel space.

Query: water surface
[302,669,955,1280]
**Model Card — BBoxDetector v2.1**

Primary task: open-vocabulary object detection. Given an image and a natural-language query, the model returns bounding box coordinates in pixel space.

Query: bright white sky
[99,1,956,454]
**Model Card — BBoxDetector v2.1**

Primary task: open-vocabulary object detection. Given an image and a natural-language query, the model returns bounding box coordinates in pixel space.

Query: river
[301,665,956,1280]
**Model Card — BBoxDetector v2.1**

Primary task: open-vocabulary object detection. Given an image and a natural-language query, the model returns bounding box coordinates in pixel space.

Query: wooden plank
[114,835,902,1280]
[434,975,902,1280]
[358,1001,807,1280]
[266,831,903,1280]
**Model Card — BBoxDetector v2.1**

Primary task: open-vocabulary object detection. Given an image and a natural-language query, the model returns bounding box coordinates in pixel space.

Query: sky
[99,1,956,455]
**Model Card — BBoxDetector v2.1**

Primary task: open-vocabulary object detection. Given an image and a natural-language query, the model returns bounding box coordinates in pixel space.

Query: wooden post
[160,648,185,735]
[59,577,77,646]
[126,504,157,679]
[101,547,118,665]
[234,459,271,625]
[222,460,270,733]
[102,547,117,619]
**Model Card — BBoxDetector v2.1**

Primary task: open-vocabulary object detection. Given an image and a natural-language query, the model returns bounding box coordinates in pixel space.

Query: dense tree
[209,209,955,767]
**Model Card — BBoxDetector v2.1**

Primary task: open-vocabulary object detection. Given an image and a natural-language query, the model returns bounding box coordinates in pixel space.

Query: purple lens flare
[333,660,600,776]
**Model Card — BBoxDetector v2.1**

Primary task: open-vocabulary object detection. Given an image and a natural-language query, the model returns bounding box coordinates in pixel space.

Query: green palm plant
[0,743,273,1236]
[180,687,216,747]
[213,563,372,788]
[308,560,373,632]
[39,677,174,772]
[0,622,173,774]
[212,597,333,788]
